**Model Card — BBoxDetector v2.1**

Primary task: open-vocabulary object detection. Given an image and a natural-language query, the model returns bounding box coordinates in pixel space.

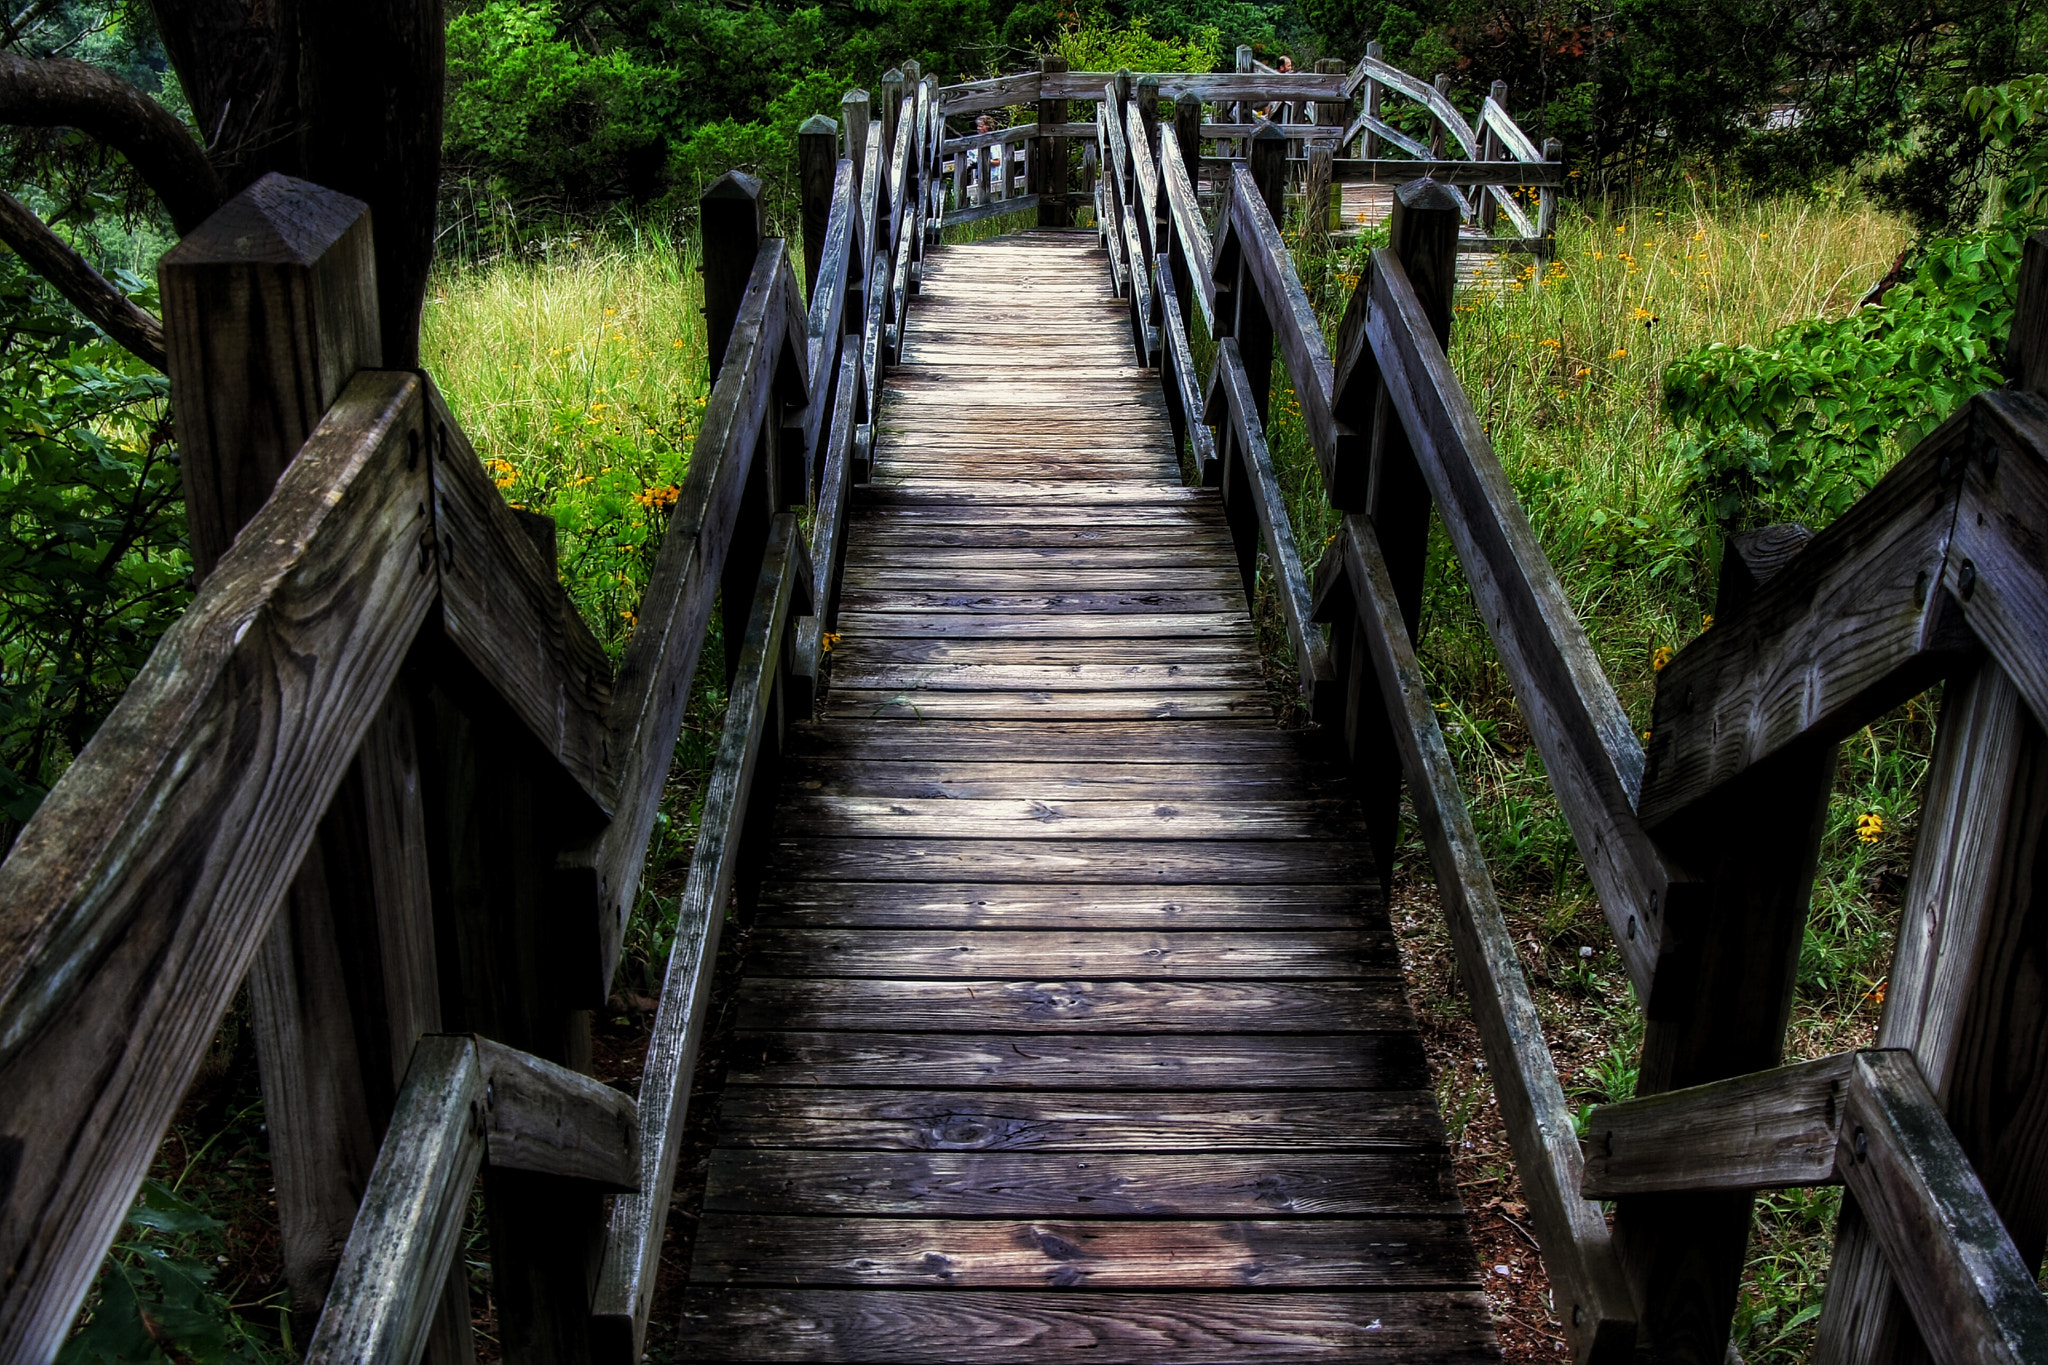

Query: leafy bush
[0,260,183,848]
[1054,12,1224,70]
[446,0,682,204]
[1664,76,2044,531]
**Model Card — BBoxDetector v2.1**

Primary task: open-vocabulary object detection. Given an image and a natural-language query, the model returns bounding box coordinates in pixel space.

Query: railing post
[1137,74,1165,257]
[879,67,905,178]
[799,116,838,302]
[159,175,473,1363]
[1305,59,1347,251]
[1040,55,1070,226]
[1480,81,1506,236]
[1234,43,1254,157]
[1171,92,1201,309]
[1241,124,1289,421]
[1538,136,1562,270]
[841,89,870,213]
[701,172,780,697]
[1429,73,1452,158]
[1362,41,1384,161]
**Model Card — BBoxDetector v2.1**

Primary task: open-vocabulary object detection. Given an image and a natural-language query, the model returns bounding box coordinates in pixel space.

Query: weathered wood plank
[304,1036,484,1365]
[822,689,1271,721]
[742,929,1394,979]
[715,1087,1445,1150]
[786,719,1301,761]
[677,1287,1498,1361]
[755,881,1377,929]
[781,757,1316,798]
[735,976,1407,1032]
[1579,1052,1855,1197]
[1840,1050,2048,1365]
[1368,248,1683,1002]
[704,1148,1457,1217]
[692,1215,1484,1288]
[774,795,1362,839]
[474,1036,639,1192]
[725,1030,1427,1089]
[0,374,434,1355]
[767,836,1375,883]
[1326,514,1638,1362]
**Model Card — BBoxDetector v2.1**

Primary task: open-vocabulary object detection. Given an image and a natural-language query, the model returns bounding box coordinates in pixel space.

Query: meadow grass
[420,225,712,661]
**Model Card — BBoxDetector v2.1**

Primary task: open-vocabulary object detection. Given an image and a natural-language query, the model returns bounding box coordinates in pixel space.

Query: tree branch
[0,189,165,369]
[0,54,222,233]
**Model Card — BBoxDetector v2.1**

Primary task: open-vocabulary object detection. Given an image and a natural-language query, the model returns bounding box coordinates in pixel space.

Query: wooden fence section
[0,58,939,1365]
[1096,51,2048,1363]
[936,52,1561,258]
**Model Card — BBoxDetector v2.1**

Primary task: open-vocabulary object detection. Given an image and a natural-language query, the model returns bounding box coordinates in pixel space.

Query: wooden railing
[0,59,940,1364]
[936,52,1562,258]
[1097,51,2048,1365]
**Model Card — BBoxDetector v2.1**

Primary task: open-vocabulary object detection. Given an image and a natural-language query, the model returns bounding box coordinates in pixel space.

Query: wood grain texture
[1839,1050,2048,1365]
[0,373,433,1357]
[475,1036,638,1191]
[572,239,807,1004]
[304,1036,484,1365]
[734,975,1409,1029]
[1579,1052,1855,1197]
[743,929,1394,979]
[705,1148,1458,1216]
[691,1215,1483,1287]
[677,1288,1498,1361]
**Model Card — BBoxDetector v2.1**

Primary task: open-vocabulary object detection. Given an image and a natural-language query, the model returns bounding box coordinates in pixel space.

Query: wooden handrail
[0,371,435,1355]
[592,513,811,1360]
[1156,121,1213,327]
[308,1034,638,1362]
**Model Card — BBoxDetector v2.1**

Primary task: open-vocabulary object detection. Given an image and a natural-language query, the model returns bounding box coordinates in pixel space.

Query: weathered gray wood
[756,881,1374,929]
[743,928,1391,979]
[936,70,1044,114]
[1326,515,1637,1364]
[725,1030,1425,1089]
[1039,56,1071,226]
[303,1036,484,1365]
[1713,522,1813,620]
[1818,662,2048,1363]
[1840,1050,2048,1365]
[717,1087,1444,1151]
[677,1288,1498,1361]
[474,1036,638,1191]
[1580,1053,1856,1197]
[1951,388,2048,733]
[1331,158,1565,185]
[800,116,839,301]
[2009,229,2048,395]
[591,514,808,1363]
[0,374,433,1356]
[1367,245,1683,1001]
[705,1149,1456,1216]
[693,1214,1482,1287]
[735,976,1408,1029]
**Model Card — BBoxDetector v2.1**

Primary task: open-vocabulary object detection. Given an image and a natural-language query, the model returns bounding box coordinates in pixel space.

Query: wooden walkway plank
[677,228,1494,1361]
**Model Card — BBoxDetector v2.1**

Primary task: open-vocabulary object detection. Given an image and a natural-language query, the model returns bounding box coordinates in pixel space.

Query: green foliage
[1664,78,2043,532]
[445,0,682,204]
[1053,11,1223,69]
[61,1178,287,1365]
[0,259,184,841]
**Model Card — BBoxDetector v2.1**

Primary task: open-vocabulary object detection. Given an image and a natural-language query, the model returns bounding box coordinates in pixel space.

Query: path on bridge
[675,229,1497,1361]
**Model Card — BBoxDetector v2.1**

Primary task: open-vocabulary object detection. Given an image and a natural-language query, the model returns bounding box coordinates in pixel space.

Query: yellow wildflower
[1652,646,1674,672]
[1857,812,1885,844]
[1610,348,1628,359]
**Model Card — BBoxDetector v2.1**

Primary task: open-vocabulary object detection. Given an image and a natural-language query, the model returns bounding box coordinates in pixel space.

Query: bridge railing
[0,61,943,1358]
[1100,51,2048,1365]
[937,54,1563,258]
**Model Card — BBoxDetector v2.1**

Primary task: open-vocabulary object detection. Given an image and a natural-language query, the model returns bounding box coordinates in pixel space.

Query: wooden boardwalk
[675,230,1498,1361]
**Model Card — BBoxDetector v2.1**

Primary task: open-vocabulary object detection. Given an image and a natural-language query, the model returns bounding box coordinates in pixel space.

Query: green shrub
[0,260,183,846]
[1664,75,2046,532]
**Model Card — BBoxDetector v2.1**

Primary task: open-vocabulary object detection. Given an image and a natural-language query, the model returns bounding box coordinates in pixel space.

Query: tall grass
[420,225,711,659]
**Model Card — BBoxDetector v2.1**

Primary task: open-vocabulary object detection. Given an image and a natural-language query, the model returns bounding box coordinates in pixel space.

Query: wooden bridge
[4,56,2048,1365]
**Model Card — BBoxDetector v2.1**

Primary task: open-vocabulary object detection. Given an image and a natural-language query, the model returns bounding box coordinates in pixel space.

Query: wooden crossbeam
[1579,1050,2048,1365]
